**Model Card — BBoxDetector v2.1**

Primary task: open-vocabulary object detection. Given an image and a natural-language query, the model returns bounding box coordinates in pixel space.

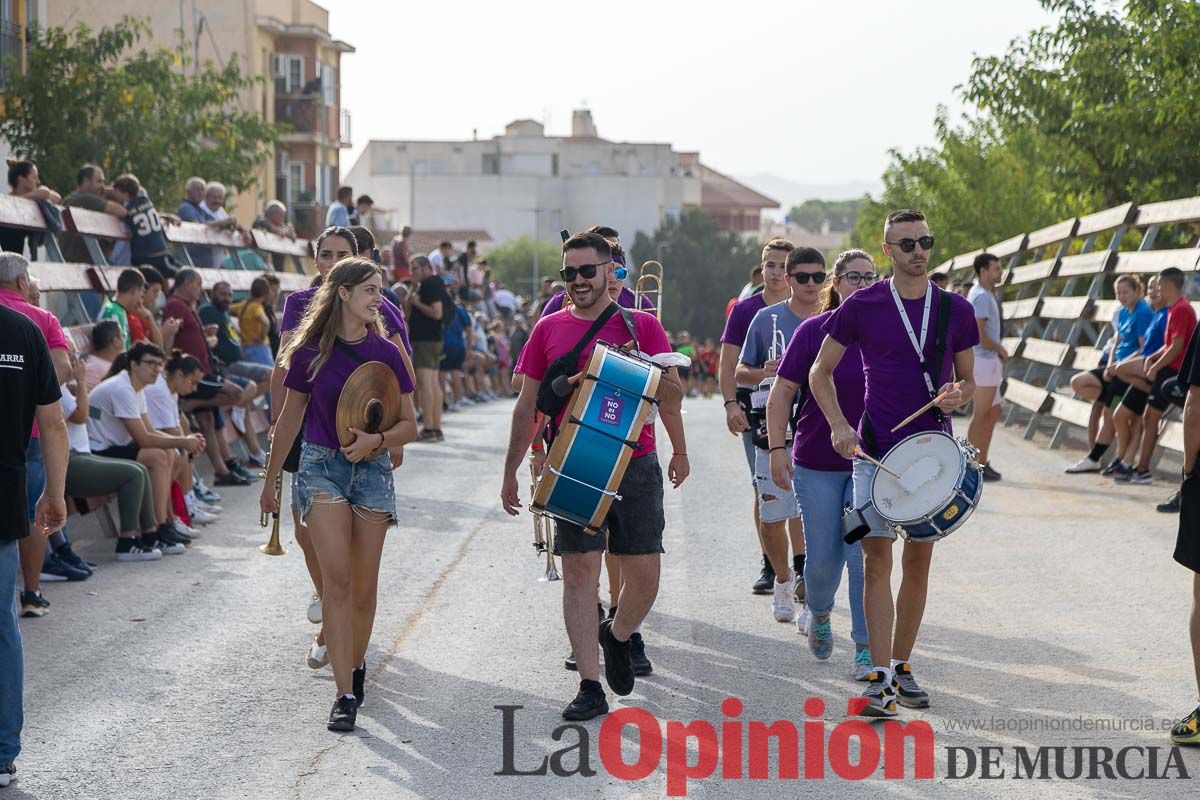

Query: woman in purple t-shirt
[261,258,417,733]
[765,249,877,677]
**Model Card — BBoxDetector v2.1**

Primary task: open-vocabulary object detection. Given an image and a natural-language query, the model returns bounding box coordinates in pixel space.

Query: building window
[273,54,304,94]
[320,63,337,107]
[552,154,559,176]
[482,153,499,175]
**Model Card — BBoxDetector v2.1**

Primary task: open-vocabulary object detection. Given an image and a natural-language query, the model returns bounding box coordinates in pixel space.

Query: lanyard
[889,279,936,396]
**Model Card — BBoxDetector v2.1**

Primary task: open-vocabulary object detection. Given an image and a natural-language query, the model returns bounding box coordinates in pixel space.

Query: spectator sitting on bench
[1066,274,1154,473]
[199,281,269,466]
[59,164,127,265]
[177,177,238,268]
[164,269,257,486]
[87,342,204,554]
[97,268,147,349]
[84,320,124,389]
[60,345,163,562]
[109,174,180,280]
[1110,267,1198,484]
[2,159,61,257]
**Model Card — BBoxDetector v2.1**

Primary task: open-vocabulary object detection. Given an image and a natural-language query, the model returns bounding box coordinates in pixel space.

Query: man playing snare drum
[501,232,688,721]
[810,209,978,718]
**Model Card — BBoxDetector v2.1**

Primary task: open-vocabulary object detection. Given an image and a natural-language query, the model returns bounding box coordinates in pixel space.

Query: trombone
[635,260,664,320]
[259,469,287,556]
[531,459,560,581]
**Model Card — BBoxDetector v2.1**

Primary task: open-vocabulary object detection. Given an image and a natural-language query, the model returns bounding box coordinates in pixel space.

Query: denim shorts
[553,454,665,556]
[295,442,396,525]
[754,447,800,523]
[741,430,756,487]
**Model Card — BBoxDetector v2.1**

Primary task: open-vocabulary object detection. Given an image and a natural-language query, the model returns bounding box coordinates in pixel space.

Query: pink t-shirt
[0,288,69,439]
[516,306,671,459]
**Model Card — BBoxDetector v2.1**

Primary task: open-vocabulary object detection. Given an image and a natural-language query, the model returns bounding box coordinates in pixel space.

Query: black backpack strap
[567,302,620,363]
[928,288,953,424]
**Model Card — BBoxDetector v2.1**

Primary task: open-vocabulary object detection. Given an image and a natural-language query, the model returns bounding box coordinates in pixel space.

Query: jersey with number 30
[124,194,168,260]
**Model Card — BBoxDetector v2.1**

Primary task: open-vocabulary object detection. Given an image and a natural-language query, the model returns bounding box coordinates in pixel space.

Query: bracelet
[673,452,687,457]
[531,443,545,453]
[769,445,787,452]
[723,399,737,407]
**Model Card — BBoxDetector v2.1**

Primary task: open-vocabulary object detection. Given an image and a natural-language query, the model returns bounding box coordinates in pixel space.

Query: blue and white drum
[531,343,662,534]
[870,431,983,542]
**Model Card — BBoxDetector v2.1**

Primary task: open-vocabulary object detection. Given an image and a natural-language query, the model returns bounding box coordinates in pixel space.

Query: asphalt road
[12,396,1200,799]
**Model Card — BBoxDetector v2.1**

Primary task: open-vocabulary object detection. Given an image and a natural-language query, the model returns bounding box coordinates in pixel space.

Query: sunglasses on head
[789,270,826,285]
[886,236,935,253]
[615,266,628,281]
[559,261,611,282]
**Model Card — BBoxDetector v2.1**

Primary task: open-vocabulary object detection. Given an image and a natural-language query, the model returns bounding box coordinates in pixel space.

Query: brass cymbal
[335,361,403,447]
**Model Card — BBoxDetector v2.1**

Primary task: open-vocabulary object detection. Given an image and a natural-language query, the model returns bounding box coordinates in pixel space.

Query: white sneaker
[307,637,329,669]
[190,508,219,525]
[307,594,322,624]
[230,406,247,434]
[772,574,796,622]
[247,450,267,467]
[1065,456,1101,473]
[194,500,223,514]
[795,606,812,635]
[174,521,200,538]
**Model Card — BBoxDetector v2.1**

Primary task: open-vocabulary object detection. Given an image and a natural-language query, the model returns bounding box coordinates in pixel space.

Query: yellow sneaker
[1170,705,1200,746]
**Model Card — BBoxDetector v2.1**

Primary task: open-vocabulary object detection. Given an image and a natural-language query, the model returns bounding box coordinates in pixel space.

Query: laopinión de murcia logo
[495,699,1192,795]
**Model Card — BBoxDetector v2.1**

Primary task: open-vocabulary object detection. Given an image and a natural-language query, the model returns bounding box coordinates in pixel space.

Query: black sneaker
[599,618,635,696]
[629,632,653,676]
[0,760,15,788]
[158,524,191,548]
[353,661,366,708]
[981,463,1002,482]
[434,429,445,442]
[564,652,577,671]
[215,471,251,487]
[55,543,93,576]
[115,538,163,562]
[41,552,90,582]
[1157,491,1182,513]
[328,695,357,732]
[227,460,259,483]
[562,680,609,721]
[1111,463,1135,481]
[416,429,437,442]
[19,590,49,618]
[752,555,775,594]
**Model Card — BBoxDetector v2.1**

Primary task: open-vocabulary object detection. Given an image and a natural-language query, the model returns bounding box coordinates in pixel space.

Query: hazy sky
[322,0,1055,187]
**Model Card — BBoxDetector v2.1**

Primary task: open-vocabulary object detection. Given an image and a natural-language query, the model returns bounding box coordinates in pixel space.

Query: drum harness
[842,283,953,543]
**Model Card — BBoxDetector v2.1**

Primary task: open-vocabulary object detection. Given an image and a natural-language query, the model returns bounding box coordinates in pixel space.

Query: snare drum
[531,343,662,534]
[869,431,983,542]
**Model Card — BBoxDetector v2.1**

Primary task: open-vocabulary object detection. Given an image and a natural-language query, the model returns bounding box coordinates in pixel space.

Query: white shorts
[975,356,1002,404]
[755,447,800,523]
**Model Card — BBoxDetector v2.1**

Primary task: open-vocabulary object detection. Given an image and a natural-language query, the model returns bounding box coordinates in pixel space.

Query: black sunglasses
[789,271,827,285]
[559,261,610,282]
[886,236,935,253]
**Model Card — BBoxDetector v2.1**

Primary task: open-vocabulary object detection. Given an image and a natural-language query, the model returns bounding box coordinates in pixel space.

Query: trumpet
[259,470,287,556]
[531,459,560,581]
[635,260,663,320]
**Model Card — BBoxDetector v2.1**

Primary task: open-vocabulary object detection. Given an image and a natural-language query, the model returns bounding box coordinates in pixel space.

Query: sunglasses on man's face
[789,271,827,285]
[886,236,935,254]
[559,261,610,282]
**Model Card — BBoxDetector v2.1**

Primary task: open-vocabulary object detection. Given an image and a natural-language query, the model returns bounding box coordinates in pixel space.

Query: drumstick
[890,381,964,433]
[853,447,903,480]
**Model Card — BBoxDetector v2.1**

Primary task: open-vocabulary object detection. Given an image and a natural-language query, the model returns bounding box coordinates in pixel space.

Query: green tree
[485,236,564,295]
[631,209,762,339]
[0,17,282,206]
[787,198,863,233]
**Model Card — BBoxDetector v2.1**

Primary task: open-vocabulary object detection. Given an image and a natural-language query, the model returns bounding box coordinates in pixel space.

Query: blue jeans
[0,540,23,764]
[25,438,43,523]
[243,343,274,366]
[794,465,868,645]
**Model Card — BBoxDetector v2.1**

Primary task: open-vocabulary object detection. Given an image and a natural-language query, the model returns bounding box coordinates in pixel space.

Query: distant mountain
[734,174,882,218]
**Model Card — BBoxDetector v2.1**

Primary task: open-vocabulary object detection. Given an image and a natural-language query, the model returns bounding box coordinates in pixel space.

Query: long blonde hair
[279,257,385,379]
[819,249,874,312]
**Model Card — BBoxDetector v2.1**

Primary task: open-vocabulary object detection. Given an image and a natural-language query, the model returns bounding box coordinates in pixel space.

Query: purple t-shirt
[720,292,767,349]
[777,310,865,472]
[823,280,979,455]
[283,332,415,450]
[539,286,653,318]
[281,287,412,355]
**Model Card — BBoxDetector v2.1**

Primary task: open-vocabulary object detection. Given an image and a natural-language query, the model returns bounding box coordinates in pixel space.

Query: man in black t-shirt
[0,304,68,786]
[408,256,447,440]
[1171,323,1200,745]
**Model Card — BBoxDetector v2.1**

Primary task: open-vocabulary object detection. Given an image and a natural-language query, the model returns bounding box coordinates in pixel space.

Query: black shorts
[1176,469,1200,573]
[1148,367,1180,412]
[1086,366,1130,407]
[677,366,691,382]
[96,444,140,461]
[183,374,225,403]
[553,454,666,556]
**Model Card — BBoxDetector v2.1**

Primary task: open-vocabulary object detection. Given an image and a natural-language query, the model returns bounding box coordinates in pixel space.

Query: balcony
[0,19,22,91]
[274,94,350,147]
